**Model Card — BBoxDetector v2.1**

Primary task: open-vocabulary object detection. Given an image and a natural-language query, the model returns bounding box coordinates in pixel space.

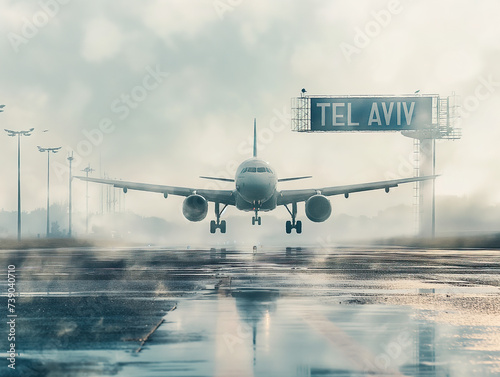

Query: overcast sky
[1,0,499,238]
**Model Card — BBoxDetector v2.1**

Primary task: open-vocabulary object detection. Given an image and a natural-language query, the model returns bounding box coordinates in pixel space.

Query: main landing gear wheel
[285,220,302,234]
[210,203,228,234]
[284,202,302,234]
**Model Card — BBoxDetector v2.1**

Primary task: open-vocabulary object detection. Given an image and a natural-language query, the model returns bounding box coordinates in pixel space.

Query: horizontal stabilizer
[278,176,312,182]
[200,176,235,182]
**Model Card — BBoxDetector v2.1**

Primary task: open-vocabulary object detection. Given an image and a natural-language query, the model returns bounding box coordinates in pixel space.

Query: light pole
[81,165,94,234]
[38,146,61,237]
[4,126,34,241]
[67,152,74,238]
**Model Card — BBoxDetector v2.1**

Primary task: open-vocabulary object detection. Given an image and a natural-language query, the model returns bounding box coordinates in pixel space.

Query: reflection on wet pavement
[0,247,498,376]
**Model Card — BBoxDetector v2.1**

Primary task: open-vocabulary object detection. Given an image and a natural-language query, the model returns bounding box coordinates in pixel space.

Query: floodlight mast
[38,146,62,237]
[81,165,95,234]
[4,126,34,241]
[67,152,74,237]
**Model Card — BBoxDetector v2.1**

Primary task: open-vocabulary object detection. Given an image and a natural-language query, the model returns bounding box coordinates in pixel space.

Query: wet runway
[1,246,499,376]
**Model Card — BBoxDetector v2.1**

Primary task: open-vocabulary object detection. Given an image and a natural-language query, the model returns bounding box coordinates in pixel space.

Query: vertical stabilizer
[253,118,257,157]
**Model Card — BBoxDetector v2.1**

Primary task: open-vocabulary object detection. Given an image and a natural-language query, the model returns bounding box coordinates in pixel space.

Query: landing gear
[285,220,302,234]
[252,207,261,225]
[284,202,302,234]
[210,203,227,233]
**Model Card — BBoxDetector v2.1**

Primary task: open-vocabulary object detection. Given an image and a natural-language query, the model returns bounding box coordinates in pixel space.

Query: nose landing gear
[252,216,261,225]
[284,202,302,234]
[210,202,227,233]
[252,206,261,225]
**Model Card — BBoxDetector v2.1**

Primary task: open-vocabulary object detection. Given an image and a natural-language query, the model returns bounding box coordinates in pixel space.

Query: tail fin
[253,118,257,158]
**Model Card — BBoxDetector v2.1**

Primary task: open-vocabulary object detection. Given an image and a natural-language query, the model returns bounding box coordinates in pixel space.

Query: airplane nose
[239,179,273,202]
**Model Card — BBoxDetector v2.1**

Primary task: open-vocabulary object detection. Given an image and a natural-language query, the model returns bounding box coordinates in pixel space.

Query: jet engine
[305,195,332,222]
[182,194,208,222]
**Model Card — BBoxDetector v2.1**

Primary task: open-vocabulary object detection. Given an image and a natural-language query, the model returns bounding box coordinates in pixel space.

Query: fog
[1,193,499,246]
[1,0,499,244]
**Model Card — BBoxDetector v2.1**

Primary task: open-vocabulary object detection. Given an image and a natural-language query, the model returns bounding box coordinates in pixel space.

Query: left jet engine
[305,194,332,222]
[182,194,208,222]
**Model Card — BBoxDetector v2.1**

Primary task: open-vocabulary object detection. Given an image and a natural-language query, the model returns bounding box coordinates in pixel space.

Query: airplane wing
[74,176,236,205]
[277,175,437,205]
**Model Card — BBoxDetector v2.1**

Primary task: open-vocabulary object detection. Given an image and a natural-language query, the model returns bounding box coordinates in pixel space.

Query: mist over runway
[1,246,499,376]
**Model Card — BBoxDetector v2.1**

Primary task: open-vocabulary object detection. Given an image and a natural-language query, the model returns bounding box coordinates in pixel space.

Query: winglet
[253,118,257,158]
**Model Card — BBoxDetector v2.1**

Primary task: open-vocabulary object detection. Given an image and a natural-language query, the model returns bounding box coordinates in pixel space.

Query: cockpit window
[247,167,257,172]
[257,167,266,173]
[241,168,248,173]
[266,168,272,173]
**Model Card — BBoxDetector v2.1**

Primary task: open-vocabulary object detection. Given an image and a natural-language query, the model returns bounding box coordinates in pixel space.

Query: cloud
[81,17,124,62]
[1,0,500,240]
[434,50,483,85]
[140,0,216,41]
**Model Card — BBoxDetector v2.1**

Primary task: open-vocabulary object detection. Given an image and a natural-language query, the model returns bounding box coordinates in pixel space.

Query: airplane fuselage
[235,158,278,211]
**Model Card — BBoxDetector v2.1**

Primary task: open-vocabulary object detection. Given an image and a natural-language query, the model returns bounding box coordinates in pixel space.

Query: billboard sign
[310,96,432,131]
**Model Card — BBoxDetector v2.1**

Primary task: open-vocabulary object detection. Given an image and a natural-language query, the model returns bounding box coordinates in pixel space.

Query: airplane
[76,120,436,234]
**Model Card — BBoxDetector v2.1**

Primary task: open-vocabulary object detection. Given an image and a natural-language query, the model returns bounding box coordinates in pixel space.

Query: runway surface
[0,246,499,376]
